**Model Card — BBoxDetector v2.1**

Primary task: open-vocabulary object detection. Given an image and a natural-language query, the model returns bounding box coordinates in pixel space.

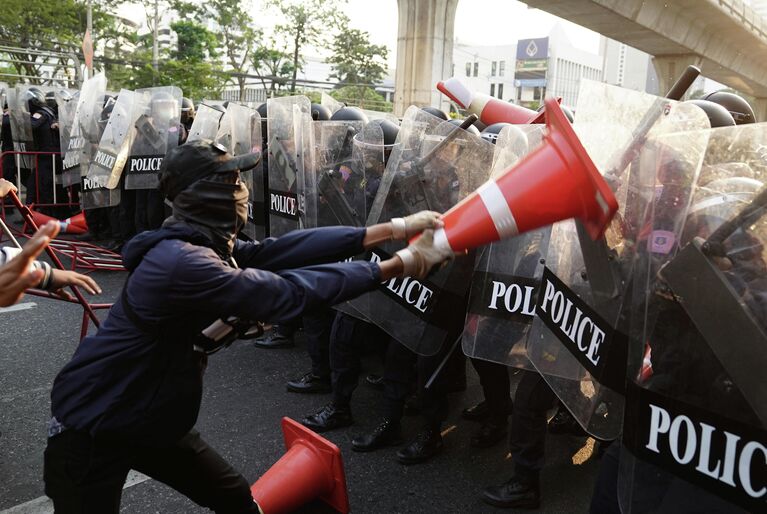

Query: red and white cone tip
[437,77,473,109]
[432,98,619,254]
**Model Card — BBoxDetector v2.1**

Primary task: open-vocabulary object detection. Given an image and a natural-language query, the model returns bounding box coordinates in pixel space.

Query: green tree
[0,0,117,84]
[330,85,391,111]
[251,37,296,93]
[267,0,349,92]
[328,28,388,86]
[175,0,256,101]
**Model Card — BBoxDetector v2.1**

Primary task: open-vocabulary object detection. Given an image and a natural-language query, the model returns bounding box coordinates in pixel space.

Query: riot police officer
[25,88,59,215]
[180,97,195,133]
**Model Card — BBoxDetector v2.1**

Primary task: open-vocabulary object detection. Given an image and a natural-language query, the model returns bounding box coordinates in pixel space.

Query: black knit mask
[168,172,248,256]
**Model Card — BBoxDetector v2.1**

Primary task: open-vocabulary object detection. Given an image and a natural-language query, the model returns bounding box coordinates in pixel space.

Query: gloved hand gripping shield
[617,122,767,514]
[346,106,495,356]
[126,86,182,190]
[83,89,141,208]
[525,80,710,440]
[266,96,314,236]
[462,124,549,369]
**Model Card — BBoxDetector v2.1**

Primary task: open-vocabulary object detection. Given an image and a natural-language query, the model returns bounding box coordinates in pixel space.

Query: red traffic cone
[437,77,543,125]
[28,208,88,235]
[66,211,89,231]
[432,98,618,254]
[251,417,349,514]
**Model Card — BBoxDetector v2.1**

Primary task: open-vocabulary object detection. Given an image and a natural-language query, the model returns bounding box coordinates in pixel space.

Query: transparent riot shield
[83,89,140,208]
[618,122,767,514]
[462,124,549,368]
[321,92,343,116]
[186,103,225,143]
[525,80,711,440]
[244,108,266,241]
[126,86,182,190]
[7,85,35,172]
[313,120,366,227]
[266,96,313,236]
[346,106,495,356]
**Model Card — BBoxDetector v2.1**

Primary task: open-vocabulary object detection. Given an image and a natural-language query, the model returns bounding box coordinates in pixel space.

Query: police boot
[301,402,354,433]
[470,417,508,449]
[462,401,491,421]
[351,419,403,452]
[396,427,443,465]
[286,372,331,394]
[252,330,295,349]
[548,406,586,437]
[481,473,541,509]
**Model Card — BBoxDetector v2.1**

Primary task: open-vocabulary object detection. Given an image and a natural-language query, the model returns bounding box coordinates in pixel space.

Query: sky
[117,0,602,66]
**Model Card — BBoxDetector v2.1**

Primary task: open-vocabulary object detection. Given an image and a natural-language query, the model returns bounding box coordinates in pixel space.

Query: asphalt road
[0,246,600,514]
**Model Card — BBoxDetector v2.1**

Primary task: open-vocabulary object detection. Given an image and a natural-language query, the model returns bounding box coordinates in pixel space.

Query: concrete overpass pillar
[752,98,767,122]
[652,54,702,97]
[393,0,458,116]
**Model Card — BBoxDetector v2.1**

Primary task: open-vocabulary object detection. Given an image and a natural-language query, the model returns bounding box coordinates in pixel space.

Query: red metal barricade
[0,149,124,272]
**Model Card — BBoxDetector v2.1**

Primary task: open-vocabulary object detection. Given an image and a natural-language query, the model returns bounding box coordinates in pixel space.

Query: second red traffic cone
[251,417,349,514]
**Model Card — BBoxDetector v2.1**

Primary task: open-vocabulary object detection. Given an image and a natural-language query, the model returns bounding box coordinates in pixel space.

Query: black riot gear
[181,97,195,129]
[684,99,735,128]
[330,106,368,123]
[255,102,267,118]
[420,106,448,120]
[480,122,511,144]
[23,87,46,112]
[311,103,332,121]
[366,118,399,148]
[701,90,755,124]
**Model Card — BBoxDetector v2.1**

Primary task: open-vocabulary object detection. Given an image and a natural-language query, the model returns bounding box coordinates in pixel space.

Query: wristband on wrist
[391,217,407,240]
[394,247,416,275]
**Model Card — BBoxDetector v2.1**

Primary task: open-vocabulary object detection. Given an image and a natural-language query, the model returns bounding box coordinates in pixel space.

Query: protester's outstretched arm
[0,222,57,307]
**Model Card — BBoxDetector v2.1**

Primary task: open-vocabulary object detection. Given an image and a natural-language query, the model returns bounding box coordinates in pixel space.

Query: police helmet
[150,91,179,123]
[181,97,195,115]
[701,91,755,125]
[256,102,267,118]
[330,106,368,123]
[45,90,58,110]
[421,106,448,121]
[365,118,400,147]
[447,118,481,136]
[684,99,735,128]
[311,103,332,121]
[480,122,511,145]
[98,100,115,126]
[23,87,46,111]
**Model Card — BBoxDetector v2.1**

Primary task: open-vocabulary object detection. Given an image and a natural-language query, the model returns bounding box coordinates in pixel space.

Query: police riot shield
[7,85,35,171]
[266,96,313,236]
[313,120,366,227]
[617,122,767,513]
[525,80,711,440]
[125,86,182,189]
[244,108,266,241]
[83,89,140,208]
[56,88,81,187]
[461,124,548,368]
[346,106,495,356]
[321,92,343,116]
[186,103,225,143]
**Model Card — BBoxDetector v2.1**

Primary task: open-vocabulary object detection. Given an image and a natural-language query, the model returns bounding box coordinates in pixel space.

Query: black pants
[44,429,259,514]
[134,189,166,233]
[303,309,335,378]
[330,312,390,408]
[471,358,512,424]
[509,370,557,476]
[383,341,449,429]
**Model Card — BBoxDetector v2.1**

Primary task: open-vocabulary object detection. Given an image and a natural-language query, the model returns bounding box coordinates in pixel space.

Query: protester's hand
[395,229,454,279]
[391,211,444,240]
[0,222,58,307]
[49,269,102,298]
[0,178,17,198]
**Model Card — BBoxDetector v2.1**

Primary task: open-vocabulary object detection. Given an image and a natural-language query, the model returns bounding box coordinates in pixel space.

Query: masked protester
[43,139,451,514]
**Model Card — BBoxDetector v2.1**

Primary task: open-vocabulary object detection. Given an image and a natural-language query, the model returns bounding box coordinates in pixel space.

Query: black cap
[159,139,261,200]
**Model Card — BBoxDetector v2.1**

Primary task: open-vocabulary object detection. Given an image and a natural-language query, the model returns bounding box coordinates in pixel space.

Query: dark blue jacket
[50,223,380,444]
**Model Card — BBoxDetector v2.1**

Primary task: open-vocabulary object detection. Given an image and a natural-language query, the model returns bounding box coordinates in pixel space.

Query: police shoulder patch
[33,113,42,119]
